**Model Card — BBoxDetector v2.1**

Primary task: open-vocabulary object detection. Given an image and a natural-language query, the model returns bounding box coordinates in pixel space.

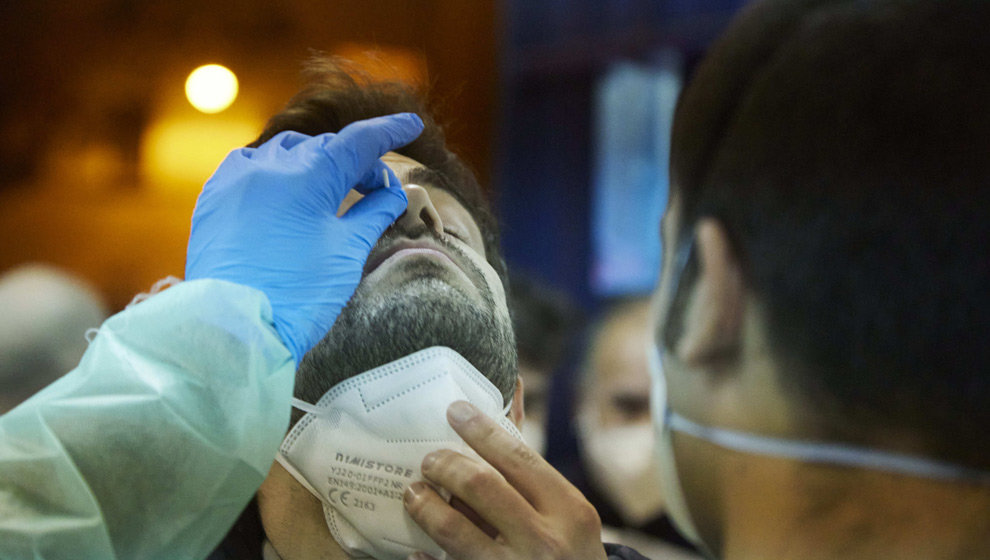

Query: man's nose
[398,184,443,235]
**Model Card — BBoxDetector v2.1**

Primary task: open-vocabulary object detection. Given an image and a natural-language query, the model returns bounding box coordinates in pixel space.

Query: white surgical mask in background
[277,346,519,560]
[577,411,664,526]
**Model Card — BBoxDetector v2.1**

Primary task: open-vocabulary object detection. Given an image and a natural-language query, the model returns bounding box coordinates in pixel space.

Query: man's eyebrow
[405,167,442,188]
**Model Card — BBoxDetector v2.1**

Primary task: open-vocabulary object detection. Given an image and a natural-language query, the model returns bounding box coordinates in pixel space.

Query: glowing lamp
[185,64,239,114]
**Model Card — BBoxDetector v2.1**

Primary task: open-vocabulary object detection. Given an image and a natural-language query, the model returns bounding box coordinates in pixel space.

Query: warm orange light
[141,115,262,191]
[185,64,239,114]
[331,43,428,88]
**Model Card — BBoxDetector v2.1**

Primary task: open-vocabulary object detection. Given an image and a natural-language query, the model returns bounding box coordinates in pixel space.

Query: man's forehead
[381,151,423,182]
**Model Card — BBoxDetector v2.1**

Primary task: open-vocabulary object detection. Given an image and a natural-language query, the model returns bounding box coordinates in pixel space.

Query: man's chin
[296,258,516,413]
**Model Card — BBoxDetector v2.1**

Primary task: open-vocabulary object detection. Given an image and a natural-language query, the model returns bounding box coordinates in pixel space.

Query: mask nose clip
[398,184,443,235]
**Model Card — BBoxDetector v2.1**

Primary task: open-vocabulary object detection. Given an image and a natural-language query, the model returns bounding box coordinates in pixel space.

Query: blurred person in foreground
[403,1,990,559]
[575,297,699,559]
[0,263,108,413]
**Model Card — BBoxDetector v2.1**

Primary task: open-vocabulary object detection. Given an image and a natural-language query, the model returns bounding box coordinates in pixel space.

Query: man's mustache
[364,224,487,297]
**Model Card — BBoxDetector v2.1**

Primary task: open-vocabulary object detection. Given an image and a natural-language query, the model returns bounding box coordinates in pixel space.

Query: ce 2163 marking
[328,489,376,511]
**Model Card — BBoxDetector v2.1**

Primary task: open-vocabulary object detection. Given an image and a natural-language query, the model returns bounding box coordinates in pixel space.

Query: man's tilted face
[295,152,517,401]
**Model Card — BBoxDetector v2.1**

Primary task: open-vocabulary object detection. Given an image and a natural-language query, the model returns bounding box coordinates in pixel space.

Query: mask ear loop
[290,397,326,417]
[502,396,514,418]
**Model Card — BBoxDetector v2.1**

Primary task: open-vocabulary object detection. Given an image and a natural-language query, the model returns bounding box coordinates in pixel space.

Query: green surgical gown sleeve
[0,279,295,560]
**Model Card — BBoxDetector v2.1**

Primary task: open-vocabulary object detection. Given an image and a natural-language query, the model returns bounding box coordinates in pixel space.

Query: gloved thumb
[340,187,409,244]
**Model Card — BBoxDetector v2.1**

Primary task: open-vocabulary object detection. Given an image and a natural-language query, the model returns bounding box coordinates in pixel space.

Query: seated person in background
[402,1,990,559]
[506,270,582,456]
[0,263,108,413]
[575,296,698,559]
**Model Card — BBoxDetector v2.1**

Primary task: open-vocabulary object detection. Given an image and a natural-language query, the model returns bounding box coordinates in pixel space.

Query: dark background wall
[496,0,745,309]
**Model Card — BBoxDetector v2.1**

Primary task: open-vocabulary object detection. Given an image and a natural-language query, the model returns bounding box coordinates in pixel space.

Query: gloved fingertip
[384,166,406,200]
[375,185,410,216]
[401,112,424,130]
[392,185,409,206]
[389,113,424,141]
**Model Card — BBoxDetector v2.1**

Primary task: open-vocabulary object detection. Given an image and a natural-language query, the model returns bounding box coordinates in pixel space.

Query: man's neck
[257,461,353,560]
[721,457,990,560]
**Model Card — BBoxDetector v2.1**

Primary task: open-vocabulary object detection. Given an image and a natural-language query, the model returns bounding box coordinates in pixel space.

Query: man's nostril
[400,184,443,234]
[420,208,437,233]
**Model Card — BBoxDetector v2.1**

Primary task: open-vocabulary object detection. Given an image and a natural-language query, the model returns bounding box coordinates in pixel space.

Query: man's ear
[676,218,745,369]
[509,377,525,428]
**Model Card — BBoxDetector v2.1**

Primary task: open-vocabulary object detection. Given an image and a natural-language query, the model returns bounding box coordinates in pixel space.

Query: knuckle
[462,464,495,494]
[327,143,358,176]
[508,438,541,467]
[566,490,603,530]
[531,524,569,559]
[576,501,603,533]
[431,507,463,542]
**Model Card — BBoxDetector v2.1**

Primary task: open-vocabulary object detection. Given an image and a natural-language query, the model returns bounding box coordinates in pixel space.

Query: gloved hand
[186,113,424,364]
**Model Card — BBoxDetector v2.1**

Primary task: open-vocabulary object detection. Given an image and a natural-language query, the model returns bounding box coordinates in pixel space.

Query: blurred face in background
[577,299,664,526]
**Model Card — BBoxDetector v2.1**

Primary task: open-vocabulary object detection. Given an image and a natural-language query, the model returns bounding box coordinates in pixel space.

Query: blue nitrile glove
[185,113,424,364]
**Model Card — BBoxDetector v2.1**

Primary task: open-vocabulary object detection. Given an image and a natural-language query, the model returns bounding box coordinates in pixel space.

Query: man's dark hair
[667,0,990,468]
[250,56,506,284]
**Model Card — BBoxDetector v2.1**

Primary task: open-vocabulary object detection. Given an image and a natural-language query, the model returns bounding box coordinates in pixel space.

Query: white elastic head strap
[665,408,990,484]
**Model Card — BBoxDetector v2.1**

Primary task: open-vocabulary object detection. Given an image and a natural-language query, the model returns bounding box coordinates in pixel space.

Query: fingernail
[448,400,478,426]
[422,452,438,472]
[405,481,426,504]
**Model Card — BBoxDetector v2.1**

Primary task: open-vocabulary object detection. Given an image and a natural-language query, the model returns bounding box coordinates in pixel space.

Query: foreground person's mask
[648,328,990,556]
[276,346,519,560]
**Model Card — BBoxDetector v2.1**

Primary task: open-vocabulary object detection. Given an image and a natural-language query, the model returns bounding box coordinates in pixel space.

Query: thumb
[340,187,409,243]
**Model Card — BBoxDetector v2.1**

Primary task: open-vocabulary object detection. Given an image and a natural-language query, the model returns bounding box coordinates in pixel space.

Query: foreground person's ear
[675,218,745,369]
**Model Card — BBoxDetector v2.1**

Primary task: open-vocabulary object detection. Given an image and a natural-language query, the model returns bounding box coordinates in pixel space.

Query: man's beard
[294,258,517,415]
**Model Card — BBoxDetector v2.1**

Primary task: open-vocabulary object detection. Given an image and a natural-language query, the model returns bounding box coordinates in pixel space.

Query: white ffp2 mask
[276,346,519,560]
